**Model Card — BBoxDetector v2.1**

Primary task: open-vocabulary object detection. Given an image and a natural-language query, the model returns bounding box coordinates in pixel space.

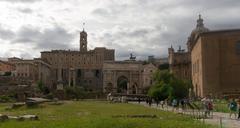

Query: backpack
[208,102,213,110]
[230,102,237,110]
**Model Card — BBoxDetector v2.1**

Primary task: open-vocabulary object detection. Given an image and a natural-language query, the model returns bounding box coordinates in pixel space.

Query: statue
[129,53,136,61]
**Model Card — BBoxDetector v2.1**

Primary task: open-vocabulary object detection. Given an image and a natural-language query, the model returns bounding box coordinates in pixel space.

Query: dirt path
[130,102,240,128]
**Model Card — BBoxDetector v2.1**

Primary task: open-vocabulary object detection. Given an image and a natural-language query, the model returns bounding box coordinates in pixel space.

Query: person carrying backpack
[207,99,213,118]
[229,99,237,119]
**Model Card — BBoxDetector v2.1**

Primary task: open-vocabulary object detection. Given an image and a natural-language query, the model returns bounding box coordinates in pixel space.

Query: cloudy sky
[0,0,240,60]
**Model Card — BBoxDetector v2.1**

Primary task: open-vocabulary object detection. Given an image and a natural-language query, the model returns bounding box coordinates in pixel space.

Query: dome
[187,15,210,51]
[190,15,210,38]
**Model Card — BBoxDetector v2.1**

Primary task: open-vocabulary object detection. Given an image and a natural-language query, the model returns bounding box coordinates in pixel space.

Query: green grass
[213,102,229,113]
[193,100,230,113]
[0,101,216,128]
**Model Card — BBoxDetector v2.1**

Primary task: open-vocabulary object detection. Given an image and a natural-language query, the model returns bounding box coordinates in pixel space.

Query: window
[95,70,100,78]
[77,69,81,77]
[236,41,240,54]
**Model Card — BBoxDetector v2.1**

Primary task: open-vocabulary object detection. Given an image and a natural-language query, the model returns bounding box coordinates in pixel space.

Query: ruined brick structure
[40,30,115,91]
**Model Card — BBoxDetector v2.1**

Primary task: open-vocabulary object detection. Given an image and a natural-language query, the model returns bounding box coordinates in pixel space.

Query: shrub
[37,81,50,95]
[45,93,54,99]
[64,86,87,100]
[0,95,12,102]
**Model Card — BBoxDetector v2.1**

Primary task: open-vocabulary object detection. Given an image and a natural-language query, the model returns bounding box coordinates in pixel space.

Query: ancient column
[128,71,132,94]
[113,71,117,93]
[73,69,76,86]
[57,67,63,90]
[68,68,71,86]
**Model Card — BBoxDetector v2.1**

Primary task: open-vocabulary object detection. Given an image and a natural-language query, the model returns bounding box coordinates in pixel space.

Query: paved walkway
[130,102,240,128]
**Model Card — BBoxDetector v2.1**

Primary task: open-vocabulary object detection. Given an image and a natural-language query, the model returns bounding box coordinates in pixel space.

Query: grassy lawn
[193,100,230,113]
[214,101,230,113]
[0,101,216,128]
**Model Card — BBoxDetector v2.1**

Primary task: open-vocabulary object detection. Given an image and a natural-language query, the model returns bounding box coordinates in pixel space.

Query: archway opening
[117,76,128,94]
[132,83,138,94]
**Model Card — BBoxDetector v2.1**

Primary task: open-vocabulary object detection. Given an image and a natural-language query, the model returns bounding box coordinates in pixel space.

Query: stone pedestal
[55,90,65,100]
[57,80,64,90]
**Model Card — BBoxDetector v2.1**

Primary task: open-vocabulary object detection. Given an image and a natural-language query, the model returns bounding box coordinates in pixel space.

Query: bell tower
[80,23,87,52]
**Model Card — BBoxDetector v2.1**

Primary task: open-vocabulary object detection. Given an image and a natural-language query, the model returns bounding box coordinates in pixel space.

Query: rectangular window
[236,42,240,54]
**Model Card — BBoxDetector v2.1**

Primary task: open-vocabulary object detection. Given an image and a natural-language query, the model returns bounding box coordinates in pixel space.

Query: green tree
[37,81,50,95]
[148,81,172,101]
[158,63,169,70]
[148,70,190,100]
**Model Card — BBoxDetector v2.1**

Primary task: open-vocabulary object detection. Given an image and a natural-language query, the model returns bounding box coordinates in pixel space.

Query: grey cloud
[20,52,33,59]
[2,0,240,60]
[92,8,110,17]
[0,0,41,3]
[93,26,167,60]
[17,8,33,13]
[0,25,15,40]
[178,0,240,9]
[12,25,74,50]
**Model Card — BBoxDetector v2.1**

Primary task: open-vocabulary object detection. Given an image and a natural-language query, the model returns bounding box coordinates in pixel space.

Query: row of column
[57,68,76,90]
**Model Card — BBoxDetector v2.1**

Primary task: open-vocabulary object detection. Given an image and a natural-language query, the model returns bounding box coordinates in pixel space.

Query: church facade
[169,15,240,97]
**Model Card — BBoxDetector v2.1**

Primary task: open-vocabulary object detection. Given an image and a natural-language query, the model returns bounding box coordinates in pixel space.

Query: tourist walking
[208,99,213,118]
[160,100,164,109]
[149,98,152,106]
[229,99,237,119]
[172,99,178,112]
[156,99,159,107]
[201,96,211,118]
[138,98,141,104]
[180,99,185,111]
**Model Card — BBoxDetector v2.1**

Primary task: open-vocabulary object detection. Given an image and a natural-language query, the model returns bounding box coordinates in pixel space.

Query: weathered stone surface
[0,114,9,121]
[11,102,25,109]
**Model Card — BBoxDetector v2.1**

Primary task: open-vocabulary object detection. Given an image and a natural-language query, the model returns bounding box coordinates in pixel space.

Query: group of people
[144,97,189,112]
[144,96,240,120]
[195,96,240,120]
[201,97,214,118]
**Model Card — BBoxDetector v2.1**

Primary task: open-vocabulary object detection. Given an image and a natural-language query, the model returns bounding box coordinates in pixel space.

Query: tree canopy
[148,70,192,100]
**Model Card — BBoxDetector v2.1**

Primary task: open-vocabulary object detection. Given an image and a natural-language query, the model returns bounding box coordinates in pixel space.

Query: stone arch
[117,76,128,94]
[132,82,138,94]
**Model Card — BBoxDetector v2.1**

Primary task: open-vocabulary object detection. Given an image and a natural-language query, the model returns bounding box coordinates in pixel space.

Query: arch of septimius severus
[103,61,157,94]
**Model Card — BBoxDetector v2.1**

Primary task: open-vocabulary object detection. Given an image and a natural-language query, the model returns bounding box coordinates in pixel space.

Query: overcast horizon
[0,0,240,60]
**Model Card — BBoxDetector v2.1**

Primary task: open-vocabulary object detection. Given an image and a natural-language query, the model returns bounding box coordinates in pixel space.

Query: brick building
[0,60,15,75]
[168,46,191,81]
[170,15,240,97]
[191,29,240,97]
[40,30,115,91]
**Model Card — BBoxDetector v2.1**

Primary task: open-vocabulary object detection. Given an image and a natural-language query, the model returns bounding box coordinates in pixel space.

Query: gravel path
[130,102,240,128]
